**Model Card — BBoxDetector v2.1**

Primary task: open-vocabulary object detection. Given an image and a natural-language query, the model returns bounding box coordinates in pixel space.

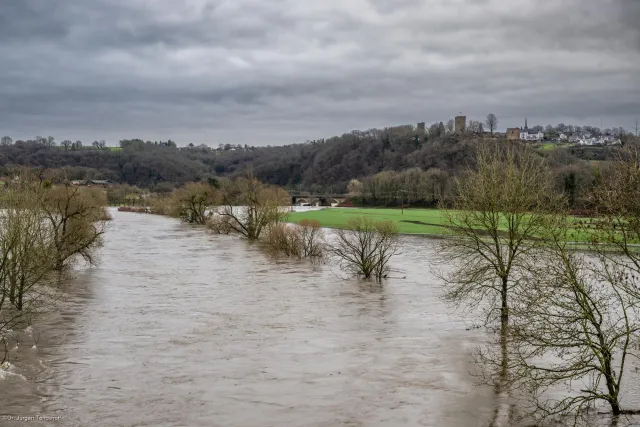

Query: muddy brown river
[1,210,638,426]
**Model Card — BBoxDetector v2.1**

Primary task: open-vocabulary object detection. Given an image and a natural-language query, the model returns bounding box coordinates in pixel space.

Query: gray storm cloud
[0,0,638,145]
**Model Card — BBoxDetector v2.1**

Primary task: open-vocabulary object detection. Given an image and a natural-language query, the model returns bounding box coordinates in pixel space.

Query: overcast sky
[1,0,639,146]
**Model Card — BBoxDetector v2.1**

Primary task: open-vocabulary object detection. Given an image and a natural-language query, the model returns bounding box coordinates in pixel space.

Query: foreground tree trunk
[439,141,562,328]
[501,277,508,327]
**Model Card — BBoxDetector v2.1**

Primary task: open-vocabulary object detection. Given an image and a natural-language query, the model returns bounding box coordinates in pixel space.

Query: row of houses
[506,120,622,145]
[572,135,622,146]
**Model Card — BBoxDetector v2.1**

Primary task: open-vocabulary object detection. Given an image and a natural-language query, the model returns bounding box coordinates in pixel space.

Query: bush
[147,194,175,216]
[172,182,218,224]
[262,220,324,260]
[298,219,324,259]
[328,217,399,282]
[263,223,303,257]
[207,214,232,234]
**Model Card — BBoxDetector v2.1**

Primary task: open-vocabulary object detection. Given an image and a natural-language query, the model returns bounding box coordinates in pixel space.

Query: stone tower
[455,116,466,134]
[506,128,521,140]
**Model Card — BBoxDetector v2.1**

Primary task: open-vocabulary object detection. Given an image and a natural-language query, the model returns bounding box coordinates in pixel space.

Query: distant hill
[0,128,627,208]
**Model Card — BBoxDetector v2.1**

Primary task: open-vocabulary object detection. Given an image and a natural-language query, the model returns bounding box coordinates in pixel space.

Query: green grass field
[288,208,453,235]
[534,142,577,152]
[287,207,598,242]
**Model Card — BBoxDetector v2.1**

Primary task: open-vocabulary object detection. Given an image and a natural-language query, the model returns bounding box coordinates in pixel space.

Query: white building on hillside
[521,129,544,141]
[519,118,544,141]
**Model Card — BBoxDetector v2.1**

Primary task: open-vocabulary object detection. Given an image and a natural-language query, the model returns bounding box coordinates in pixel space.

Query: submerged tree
[262,220,325,261]
[210,175,289,240]
[172,182,219,224]
[502,221,640,424]
[440,142,562,328]
[3,193,56,311]
[469,145,640,424]
[38,181,108,271]
[329,217,399,282]
[438,142,564,425]
[0,185,56,337]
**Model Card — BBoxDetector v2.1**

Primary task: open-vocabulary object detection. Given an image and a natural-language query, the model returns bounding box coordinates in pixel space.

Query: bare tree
[591,145,640,271]
[298,220,325,259]
[0,185,56,339]
[3,194,56,312]
[211,175,289,240]
[329,217,399,282]
[38,180,108,271]
[502,225,640,424]
[172,182,218,224]
[90,140,107,149]
[0,136,12,146]
[60,140,72,150]
[439,142,562,329]
[347,179,363,196]
[485,114,499,136]
[468,120,484,134]
[445,119,455,134]
[469,146,640,424]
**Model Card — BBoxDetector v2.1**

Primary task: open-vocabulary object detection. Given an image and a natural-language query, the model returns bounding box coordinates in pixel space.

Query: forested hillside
[0,127,631,208]
[0,127,470,188]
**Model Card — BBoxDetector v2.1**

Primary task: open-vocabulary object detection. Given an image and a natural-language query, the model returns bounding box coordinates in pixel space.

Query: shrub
[298,219,324,259]
[207,214,232,235]
[263,220,325,260]
[263,223,303,257]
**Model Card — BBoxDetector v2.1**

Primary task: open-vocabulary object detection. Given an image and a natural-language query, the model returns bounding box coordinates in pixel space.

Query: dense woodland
[0,127,637,210]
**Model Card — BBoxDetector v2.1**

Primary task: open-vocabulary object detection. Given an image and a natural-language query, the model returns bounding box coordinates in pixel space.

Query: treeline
[0,129,637,210]
[346,151,608,211]
[0,171,108,356]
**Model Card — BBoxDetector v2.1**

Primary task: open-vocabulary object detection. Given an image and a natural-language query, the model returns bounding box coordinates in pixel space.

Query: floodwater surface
[1,210,637,426]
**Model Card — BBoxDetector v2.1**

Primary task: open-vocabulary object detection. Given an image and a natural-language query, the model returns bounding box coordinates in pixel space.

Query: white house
[520,129,544,141]
[578,138,595,146]
[559,133,568,141]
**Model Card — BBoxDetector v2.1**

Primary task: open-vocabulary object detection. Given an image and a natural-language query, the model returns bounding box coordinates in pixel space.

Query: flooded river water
[1,209,637,426]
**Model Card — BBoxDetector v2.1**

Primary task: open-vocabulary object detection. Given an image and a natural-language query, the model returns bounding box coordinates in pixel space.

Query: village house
[577,136,622,146]
[518,119,543,141]
[520,129,544,141]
